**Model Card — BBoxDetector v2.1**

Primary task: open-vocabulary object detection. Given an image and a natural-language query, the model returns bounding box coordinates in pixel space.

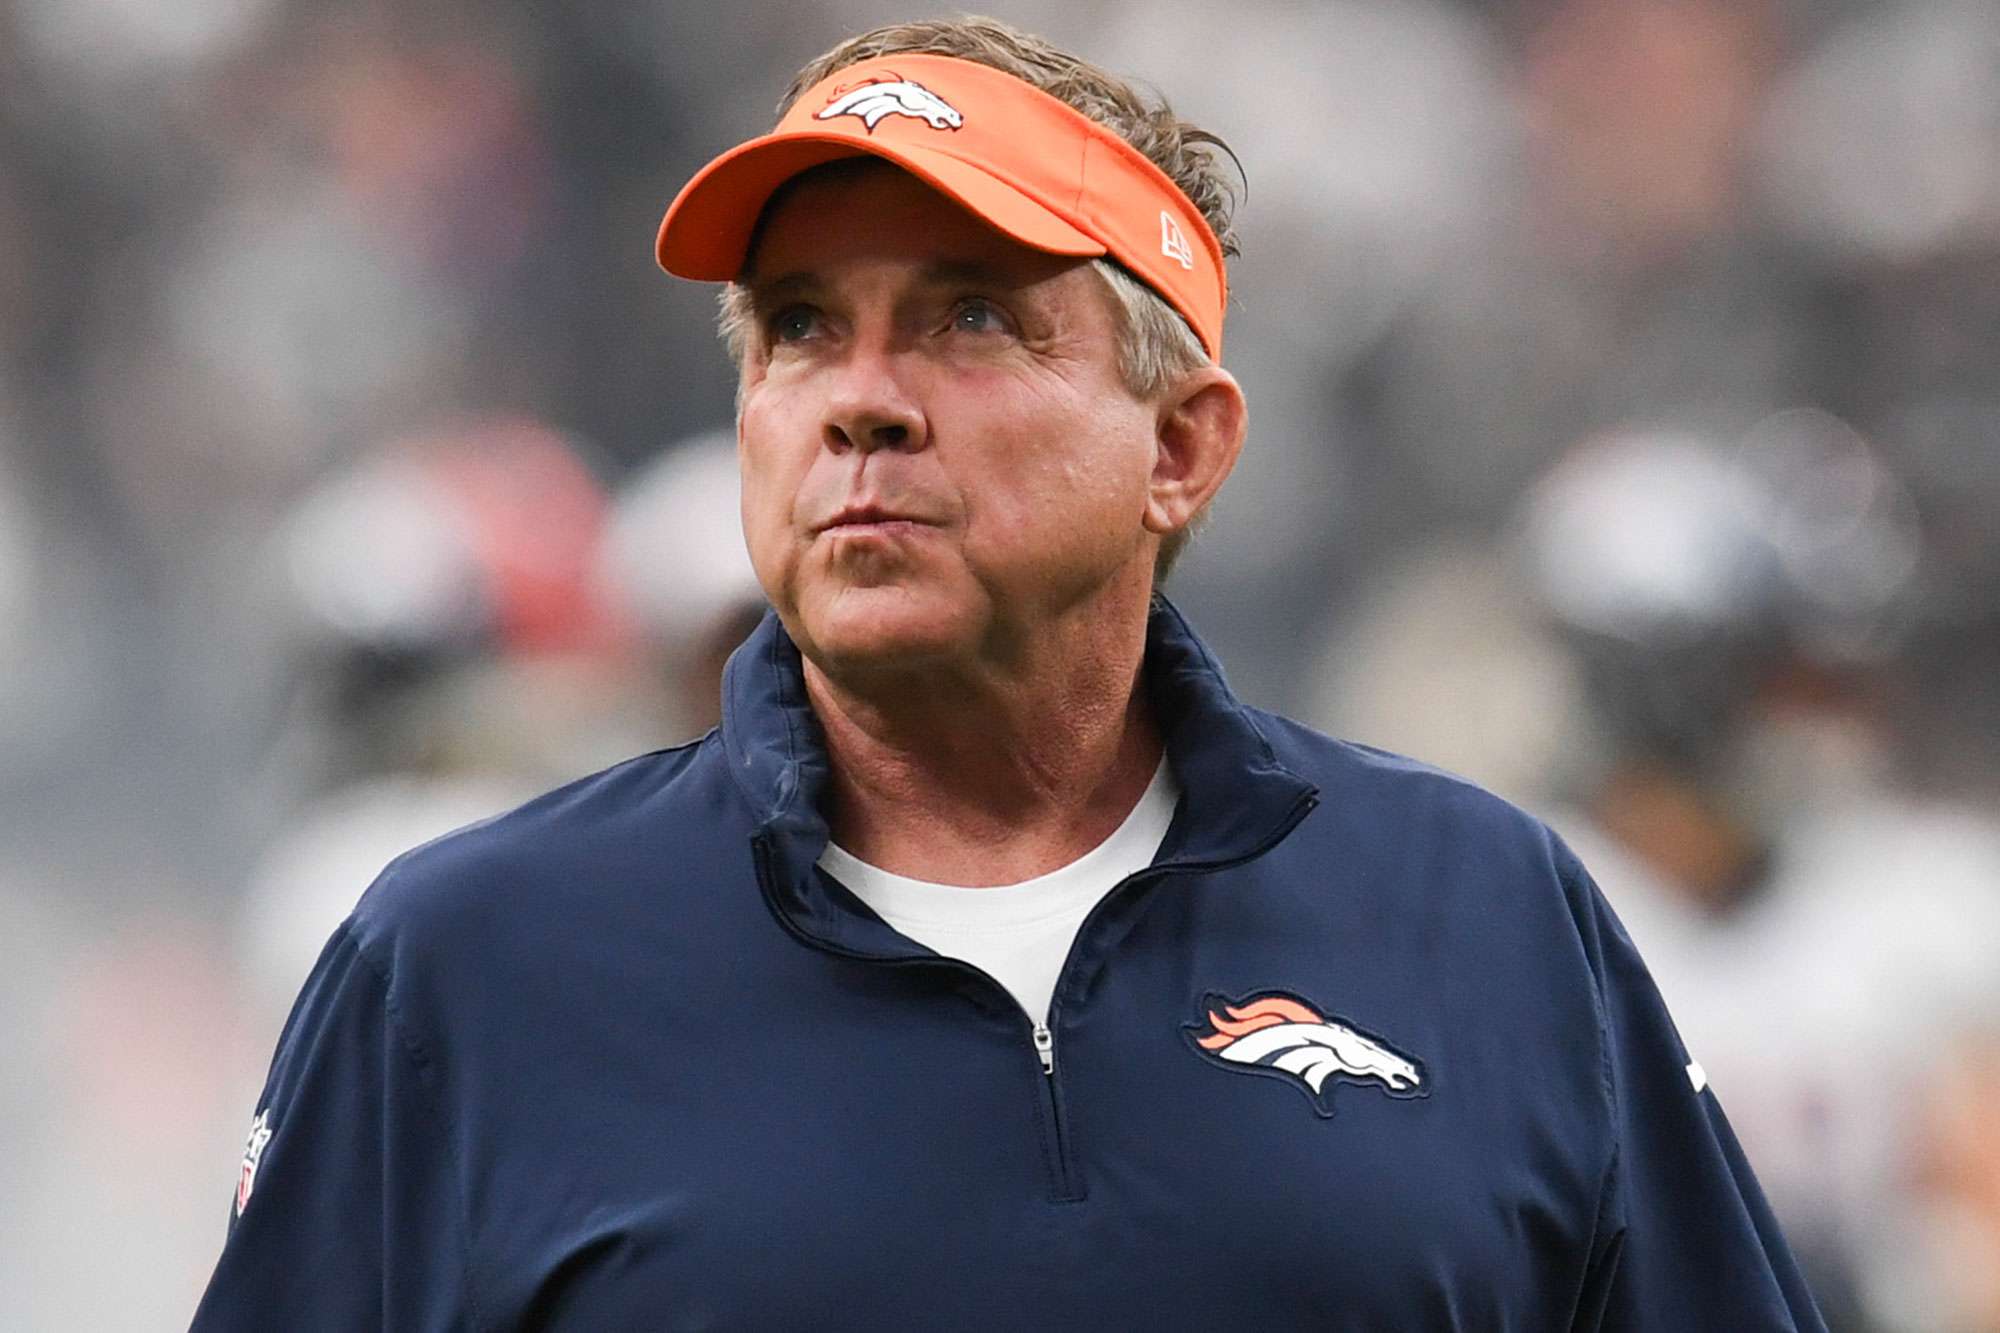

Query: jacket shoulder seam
[347,891,490,1333]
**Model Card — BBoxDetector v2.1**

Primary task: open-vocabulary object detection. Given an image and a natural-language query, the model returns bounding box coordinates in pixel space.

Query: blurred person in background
[1517,422,2000,1333]
[236,416,645,1033]
[594,427,771,742]
[193,16,1821,1328]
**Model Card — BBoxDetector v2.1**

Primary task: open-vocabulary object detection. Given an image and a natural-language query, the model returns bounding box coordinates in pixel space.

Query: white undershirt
[817,757,1181,1024]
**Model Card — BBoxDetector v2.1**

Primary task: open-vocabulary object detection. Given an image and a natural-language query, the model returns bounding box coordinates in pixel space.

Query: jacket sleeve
[1564,859,1827,1332]
[191,919,476,1331]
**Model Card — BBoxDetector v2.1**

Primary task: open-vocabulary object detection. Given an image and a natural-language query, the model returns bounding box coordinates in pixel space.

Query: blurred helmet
[284,415,621,658]
[596,428,765,665]
[1516,413,1921,776]
[278,414,627,742]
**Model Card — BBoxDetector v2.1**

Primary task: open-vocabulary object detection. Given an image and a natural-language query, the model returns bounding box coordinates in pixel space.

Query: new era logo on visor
[1161,212,1195,270]
[1185,990,1429,1116]
[816,76,964,132]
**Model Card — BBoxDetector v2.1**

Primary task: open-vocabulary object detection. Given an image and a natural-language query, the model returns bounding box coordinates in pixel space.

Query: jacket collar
[720,597,1318,955]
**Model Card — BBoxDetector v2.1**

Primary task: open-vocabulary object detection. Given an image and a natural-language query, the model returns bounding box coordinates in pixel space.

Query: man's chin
[794,587,981,679]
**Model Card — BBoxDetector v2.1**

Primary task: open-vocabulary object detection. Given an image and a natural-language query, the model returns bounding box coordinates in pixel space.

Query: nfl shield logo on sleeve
[235,1109,274,1217]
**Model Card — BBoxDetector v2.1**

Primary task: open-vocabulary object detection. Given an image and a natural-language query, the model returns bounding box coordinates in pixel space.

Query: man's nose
[821,347,925,455]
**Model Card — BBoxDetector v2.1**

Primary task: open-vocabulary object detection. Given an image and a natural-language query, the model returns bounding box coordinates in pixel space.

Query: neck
[804,598,1163,887]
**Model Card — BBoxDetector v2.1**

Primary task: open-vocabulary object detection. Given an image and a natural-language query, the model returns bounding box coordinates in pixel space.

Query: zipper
[1028,1017,1080,1202]
[1022,784,1320,1202]
[753,834,1084,1199]
[752,785,1320,1206]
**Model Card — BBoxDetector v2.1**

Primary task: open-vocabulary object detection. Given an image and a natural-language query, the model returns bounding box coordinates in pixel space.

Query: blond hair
[719,16,1241,579]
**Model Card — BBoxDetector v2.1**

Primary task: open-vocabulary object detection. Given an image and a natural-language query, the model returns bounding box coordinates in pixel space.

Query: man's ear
[1143,367,1247,539]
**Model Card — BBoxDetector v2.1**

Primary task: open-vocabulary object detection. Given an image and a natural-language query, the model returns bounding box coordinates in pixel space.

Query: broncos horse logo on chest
[1185,991,1430,1116]
[816,75,964,133]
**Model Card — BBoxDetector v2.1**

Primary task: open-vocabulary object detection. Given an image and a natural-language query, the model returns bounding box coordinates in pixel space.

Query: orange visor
[656,53,1227,359]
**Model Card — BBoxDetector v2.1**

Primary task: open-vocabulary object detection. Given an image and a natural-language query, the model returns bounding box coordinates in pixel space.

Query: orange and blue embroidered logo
[1184,991,1429,1116]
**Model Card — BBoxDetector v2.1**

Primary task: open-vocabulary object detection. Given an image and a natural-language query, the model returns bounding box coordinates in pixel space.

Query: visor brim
[656,132,1107,280]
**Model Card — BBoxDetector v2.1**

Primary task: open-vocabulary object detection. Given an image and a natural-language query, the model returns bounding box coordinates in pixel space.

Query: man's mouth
[813,504,933,534]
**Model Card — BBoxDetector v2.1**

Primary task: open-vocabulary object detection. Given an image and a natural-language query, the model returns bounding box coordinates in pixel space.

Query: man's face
[733,162,1161,676]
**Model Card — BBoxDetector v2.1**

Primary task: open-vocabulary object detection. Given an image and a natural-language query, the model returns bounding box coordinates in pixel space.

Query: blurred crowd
[1,0,1996,1327]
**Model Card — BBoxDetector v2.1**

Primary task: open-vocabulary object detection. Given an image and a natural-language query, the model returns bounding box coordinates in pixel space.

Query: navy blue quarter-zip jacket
[194,600,1824,1330]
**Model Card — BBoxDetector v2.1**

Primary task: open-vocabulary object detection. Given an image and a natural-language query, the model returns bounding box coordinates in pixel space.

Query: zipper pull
[1032,1021,1055,1075]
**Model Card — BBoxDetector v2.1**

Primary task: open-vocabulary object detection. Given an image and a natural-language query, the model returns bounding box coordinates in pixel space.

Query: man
[196,18,1825,1329]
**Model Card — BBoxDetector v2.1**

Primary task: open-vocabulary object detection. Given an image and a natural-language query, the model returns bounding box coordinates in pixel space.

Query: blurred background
[1,0,1996,1326]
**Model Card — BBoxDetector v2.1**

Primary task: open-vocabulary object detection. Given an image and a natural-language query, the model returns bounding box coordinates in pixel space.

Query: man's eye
[950,299,1011,335]
[769,306,822,343]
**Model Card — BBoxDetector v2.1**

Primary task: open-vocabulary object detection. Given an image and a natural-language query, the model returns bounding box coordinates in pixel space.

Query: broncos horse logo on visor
[1185,991,1429,1116]
[816,76,964,133]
